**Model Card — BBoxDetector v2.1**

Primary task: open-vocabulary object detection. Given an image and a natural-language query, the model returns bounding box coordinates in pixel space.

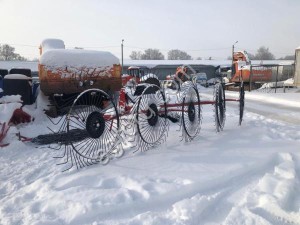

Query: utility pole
[231,41,238,78]
[121,39,124,74]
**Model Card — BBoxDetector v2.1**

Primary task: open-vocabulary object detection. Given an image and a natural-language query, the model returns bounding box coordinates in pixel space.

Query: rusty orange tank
[38,39,122,96]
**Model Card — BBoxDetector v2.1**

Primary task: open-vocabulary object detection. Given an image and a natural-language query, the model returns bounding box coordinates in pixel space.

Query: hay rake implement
[0,79,245,171]
[0,77,245,172]
[16,78,243,171]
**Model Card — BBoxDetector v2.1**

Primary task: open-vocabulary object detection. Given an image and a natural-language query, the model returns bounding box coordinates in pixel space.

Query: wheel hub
[147,103,159,126]
[86,111,105,138]
[188,102,195,122]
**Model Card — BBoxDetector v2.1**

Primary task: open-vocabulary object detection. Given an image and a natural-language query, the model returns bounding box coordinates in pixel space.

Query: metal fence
[249,64,294,93]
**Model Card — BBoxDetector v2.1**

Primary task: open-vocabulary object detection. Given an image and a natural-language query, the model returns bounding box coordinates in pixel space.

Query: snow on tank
[40,49,119,69]
[40,39,65,54]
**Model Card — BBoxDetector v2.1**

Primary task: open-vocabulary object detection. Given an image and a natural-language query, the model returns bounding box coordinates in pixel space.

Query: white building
[294,47,300,87]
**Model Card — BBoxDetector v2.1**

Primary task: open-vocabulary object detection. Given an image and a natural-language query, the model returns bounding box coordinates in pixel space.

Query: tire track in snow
[244,103,300,125]
[203,90,300,125]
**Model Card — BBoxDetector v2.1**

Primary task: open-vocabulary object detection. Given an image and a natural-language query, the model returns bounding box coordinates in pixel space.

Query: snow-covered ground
[1,87,300,225]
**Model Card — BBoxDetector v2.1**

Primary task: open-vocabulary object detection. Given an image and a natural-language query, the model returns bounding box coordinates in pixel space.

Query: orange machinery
[231,51,272,83]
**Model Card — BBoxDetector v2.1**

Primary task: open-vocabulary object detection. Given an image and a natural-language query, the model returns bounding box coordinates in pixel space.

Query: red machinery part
[0,108,32,147]
[9,108,32,125]
[0,122,10,146]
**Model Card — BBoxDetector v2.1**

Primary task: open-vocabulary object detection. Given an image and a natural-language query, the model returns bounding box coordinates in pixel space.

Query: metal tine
[53,146,67,159]
[57,146,70,165]
[46,114,66,126]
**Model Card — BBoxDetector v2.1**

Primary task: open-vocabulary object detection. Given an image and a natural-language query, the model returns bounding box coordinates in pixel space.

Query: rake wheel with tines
[178,81,201,141]
[130,84,169,152]
[54,89,121,170]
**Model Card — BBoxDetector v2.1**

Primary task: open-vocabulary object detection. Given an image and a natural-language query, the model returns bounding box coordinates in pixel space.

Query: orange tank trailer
[38,39,122,96]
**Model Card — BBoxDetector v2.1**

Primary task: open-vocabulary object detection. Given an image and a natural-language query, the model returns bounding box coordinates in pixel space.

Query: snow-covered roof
[123,59,294,68]
[123,60,230,68]
[40,49,119,68]
[251,60,294,66]
[0,61,38,72]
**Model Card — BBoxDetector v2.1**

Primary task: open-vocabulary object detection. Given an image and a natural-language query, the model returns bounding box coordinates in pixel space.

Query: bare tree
[0,44,27,61]
[254,46,275,60]
[168,49,192,60]
[129,51,142,60]
[141,49,164,60]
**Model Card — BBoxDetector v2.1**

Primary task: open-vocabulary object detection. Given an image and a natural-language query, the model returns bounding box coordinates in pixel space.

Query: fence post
[275,66,279,93]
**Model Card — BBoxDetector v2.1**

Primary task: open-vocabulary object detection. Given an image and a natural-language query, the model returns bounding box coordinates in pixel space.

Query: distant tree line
[228,46,293,60]
[130,46,295,61]
[248,46,275,60]
[277,55,294,60]
[0,44,27,61]
[130,49,195,60]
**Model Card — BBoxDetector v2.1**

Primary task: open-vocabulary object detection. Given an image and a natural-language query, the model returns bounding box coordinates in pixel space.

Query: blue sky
[0,0,299,60]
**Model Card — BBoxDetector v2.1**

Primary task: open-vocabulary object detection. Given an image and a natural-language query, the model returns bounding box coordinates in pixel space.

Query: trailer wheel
[239,82,245,126]
[214,83,226,132]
